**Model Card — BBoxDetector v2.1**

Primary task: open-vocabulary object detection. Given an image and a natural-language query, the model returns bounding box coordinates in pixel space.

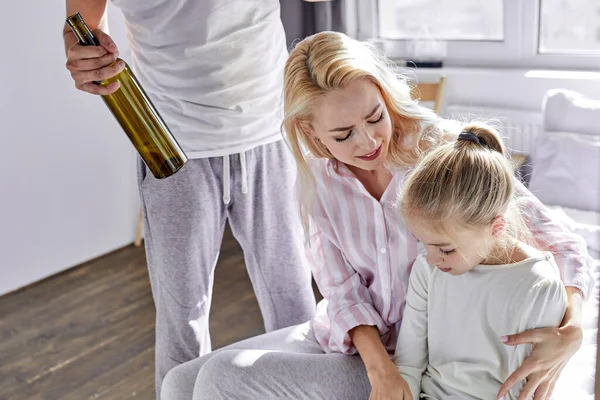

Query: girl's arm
[501,271,569,400]
[393,255,430,400]
[498,285,583,400]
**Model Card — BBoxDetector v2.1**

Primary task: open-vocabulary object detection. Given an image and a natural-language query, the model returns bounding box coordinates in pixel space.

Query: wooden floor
[0,226,317,400]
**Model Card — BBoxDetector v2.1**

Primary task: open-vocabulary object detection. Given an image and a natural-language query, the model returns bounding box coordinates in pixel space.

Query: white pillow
[543,89,600,136]
[528,131,600,213]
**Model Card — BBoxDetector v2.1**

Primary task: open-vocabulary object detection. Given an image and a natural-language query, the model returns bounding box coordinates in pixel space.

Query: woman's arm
[308,193,410,398]
[497,251,585,399]
[308,222,389,354]
[501,272,569,400]
[498,285,584,399]
[344,258,430,400]
[307,192,391,353]
[562,286,584,331]
[352,325,397,376]
[352,326,413,400]
[310,233,410,399]
[495,182,591,400]
[514,180,593,298]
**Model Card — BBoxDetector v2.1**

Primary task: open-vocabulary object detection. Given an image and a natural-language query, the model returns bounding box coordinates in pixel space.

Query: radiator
[444,105,544,155]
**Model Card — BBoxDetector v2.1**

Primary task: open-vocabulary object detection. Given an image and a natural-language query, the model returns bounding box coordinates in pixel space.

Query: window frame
[361,0,600,70]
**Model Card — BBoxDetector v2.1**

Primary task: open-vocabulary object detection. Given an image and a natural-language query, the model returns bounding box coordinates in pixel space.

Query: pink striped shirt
[306,157,594,355]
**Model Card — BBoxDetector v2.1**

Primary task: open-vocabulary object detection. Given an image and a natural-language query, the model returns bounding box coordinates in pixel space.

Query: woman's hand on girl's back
[496,324,581,399]
[368,365,413,400]
[497,287,584,400]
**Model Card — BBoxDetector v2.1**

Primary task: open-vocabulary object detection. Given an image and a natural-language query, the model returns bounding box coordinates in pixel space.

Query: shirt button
[380,247,387,254]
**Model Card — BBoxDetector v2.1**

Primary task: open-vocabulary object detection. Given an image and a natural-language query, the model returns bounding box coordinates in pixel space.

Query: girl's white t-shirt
[394,251,568,400]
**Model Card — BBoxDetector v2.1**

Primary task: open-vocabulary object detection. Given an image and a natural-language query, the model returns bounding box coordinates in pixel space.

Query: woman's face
[310,78,393,171]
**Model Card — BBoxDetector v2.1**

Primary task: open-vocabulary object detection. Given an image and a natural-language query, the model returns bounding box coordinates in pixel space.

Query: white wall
[415,67,600,113]
[0,3,139,296]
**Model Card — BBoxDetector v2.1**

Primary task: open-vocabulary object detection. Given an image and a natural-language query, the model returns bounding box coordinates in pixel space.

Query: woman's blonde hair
[400,122,535,252]
[282,31,442,234]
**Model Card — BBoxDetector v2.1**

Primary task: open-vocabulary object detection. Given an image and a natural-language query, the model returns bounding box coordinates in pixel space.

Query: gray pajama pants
[161,322,371,399]
[137,140,317,398]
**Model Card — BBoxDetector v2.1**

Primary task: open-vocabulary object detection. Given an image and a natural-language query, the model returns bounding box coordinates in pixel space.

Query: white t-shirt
[110,0,288,158]
[394,251,568,400]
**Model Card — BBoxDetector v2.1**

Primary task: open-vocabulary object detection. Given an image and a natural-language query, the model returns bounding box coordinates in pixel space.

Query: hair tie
[458,131,480,144]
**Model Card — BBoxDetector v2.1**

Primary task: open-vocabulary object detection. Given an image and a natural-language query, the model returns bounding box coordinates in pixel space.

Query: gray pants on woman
[161,322,371,399]
[138,140,317,397]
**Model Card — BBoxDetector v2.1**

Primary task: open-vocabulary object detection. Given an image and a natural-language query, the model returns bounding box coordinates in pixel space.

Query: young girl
[161,32,591,400]
[394,124,568,400]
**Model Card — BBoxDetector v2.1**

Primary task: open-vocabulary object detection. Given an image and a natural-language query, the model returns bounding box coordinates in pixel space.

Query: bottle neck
[65,12,99,46]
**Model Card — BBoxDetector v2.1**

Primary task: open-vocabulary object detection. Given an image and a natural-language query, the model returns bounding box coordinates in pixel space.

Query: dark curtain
[280,0,350,49]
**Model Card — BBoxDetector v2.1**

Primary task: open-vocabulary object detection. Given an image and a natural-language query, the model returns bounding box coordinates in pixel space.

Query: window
[539,0,600,54]
[379,0,504,41]
[366,0,600,69]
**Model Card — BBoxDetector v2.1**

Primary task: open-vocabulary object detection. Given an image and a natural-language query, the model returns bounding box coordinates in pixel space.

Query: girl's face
[309,78,393,171]
[405,214,500,275]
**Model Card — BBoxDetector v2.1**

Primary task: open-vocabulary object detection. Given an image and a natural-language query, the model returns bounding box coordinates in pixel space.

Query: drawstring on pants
[222,151,248,204]
[240,152,248,195]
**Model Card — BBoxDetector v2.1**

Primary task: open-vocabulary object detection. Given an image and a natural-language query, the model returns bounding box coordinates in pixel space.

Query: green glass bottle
[66,12,187,179]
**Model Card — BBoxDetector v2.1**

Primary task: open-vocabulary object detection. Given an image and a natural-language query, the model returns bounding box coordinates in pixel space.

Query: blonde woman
[161,32,592,400]
[394,124,568,399]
